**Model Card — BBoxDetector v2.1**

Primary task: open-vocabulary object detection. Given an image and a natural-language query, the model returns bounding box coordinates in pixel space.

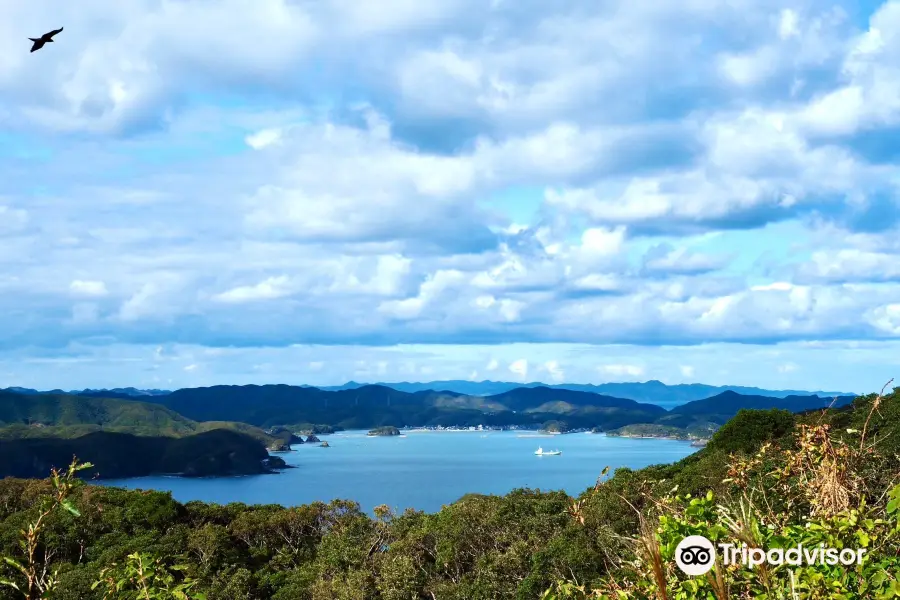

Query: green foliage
[92,553,205,599]
[0,458,93,599]
[546,387,900,600]
[705,408,796,454]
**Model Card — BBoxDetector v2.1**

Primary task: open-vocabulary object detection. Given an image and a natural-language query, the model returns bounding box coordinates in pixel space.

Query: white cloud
[866,303,900,334]
[508,358,528,378]
[680,365,695,378]
[600,364,644,377]
[541,359,565,382]
[642,244,727,275]
[69,280,108,297]
[118,284,161,321]
[778,9,800,40]
[751,282,794,292]
[245,127,283,149]
[795,249,900,283]
[213,276,292,303]
[378,270,466,320]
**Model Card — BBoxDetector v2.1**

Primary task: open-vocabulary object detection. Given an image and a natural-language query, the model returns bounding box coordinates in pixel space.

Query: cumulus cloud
[641,243,730,276]
[69,280,108,297]
[508,358,528,379]
[600,364,644,377]
[213,276,292,303]
[2,0,900,388]
[539,360,565,382]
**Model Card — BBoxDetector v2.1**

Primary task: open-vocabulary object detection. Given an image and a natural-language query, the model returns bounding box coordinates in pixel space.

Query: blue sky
[2,0,900,393]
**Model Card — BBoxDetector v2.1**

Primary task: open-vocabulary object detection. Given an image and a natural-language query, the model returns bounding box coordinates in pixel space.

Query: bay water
[95,430,696,514]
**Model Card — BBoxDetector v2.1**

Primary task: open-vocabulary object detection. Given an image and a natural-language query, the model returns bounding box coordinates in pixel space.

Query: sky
[2,0,900,393]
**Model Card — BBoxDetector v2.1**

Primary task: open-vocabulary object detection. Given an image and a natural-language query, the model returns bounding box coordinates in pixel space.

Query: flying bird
[29,27,63,53]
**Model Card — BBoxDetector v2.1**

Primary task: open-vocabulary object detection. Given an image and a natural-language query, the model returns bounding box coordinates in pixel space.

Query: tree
[0,458,92,599]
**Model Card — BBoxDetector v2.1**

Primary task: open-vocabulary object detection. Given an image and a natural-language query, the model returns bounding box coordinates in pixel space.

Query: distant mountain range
[2,383,855,434]
[315,380,856,408]
[0,383,860,472]
[5,386,171,398]
[133,384,670,432]
[2,380,856,409]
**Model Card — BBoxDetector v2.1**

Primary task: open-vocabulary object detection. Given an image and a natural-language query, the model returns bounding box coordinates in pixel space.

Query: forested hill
[0,429,286,479]
[654,390,857,429]
[0,385,857,436]
[5,380,855,408]
[0,390,196,434]
[141,383,853,432]
[138,383,666,430]
[0,389,289,449]
[0,392,292,479]
[317,379,855,405]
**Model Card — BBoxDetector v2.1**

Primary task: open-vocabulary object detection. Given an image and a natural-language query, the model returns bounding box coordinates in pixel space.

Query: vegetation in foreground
[0,385,898,599]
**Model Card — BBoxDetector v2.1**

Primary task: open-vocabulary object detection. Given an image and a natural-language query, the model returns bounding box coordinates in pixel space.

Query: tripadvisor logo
[674,535,867,576]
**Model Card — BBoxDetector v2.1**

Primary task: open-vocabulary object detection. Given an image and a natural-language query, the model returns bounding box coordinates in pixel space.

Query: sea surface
[94,430,696,514]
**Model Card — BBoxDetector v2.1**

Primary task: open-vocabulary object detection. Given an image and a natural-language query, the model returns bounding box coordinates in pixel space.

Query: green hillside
[0,429,287,479]
[0,390,283,448]
[604,423,693,439]
[0,390,196,434]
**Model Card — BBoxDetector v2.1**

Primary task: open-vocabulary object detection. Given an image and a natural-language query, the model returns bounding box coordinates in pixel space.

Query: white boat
[534,447,561,456]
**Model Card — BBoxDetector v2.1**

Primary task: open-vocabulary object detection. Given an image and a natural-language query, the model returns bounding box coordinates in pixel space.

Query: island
[306,434,321,443]
[320,441,330,447]
[367,426,401,436]
[538,420,569,434]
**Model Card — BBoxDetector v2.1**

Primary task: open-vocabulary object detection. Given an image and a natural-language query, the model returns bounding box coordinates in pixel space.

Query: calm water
[94,431,696,514]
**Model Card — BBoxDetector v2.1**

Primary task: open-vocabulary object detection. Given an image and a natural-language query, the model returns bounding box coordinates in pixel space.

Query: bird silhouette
[29,27,63,53]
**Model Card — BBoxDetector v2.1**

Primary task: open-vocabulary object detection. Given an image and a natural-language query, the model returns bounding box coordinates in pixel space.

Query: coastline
[405,428,495,433]
[606,433,706,443]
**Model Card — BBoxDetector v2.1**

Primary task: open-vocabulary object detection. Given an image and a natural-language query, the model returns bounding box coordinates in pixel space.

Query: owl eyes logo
[675,535,716,575]
[680,545,711,565]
